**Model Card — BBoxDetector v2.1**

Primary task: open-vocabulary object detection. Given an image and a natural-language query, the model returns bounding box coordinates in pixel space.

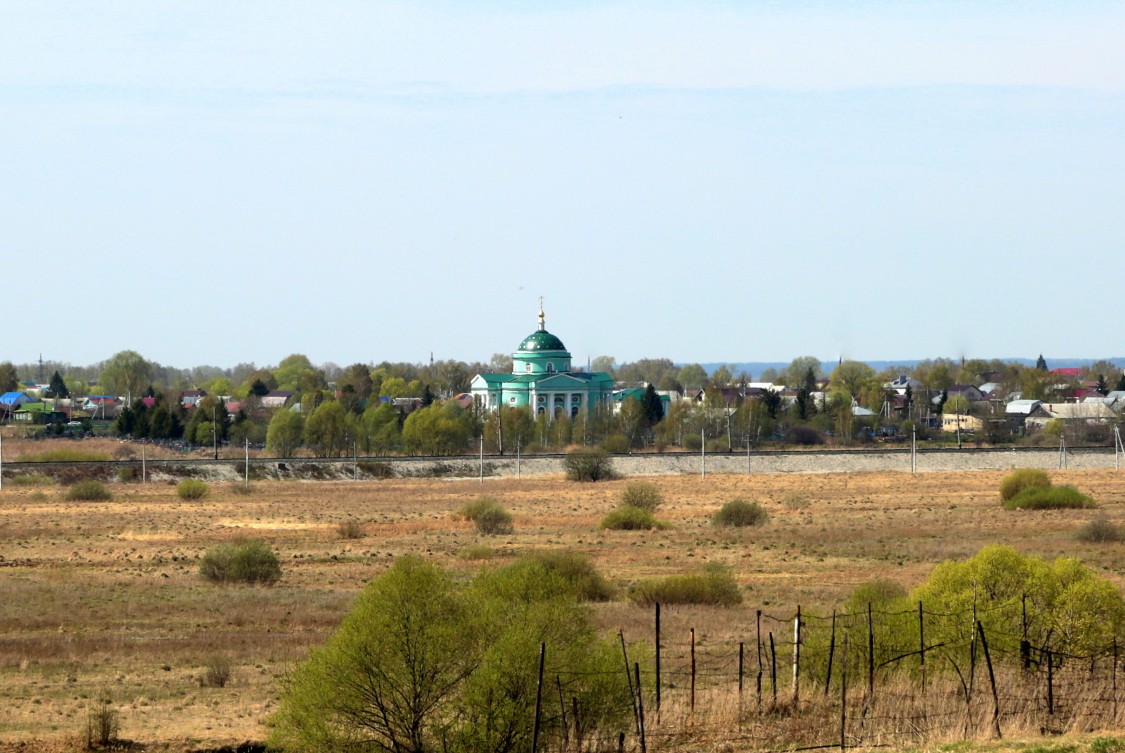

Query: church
[470,306,614,419]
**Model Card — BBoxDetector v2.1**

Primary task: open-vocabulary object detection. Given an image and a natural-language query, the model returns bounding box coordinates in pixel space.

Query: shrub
[519,550,615,601]
[1076,517,1123,543]
[457,497,514,535]
[458,496,502,521]
[999,468,1051,502]
[201,656,232,688]
[200,539,282,585]
[600,505,661,531]
[84,690,119,749]
[1003,485,1096,510]
[619,482,663,512]
[19,448,111,462]
[474,505,514,536]
[460,544,495,560]
[601,434,630,454]
[786,425,825,445]
[8,473,54,487]
[563,447,615,482]
[629,565,742,606]
[913,544,1125,659]
[336,519,366,539]
[65,480,112,502]
[176,479,210,500]
[782,493,812,510]
[229,482,255,496]
[712,499,768,527]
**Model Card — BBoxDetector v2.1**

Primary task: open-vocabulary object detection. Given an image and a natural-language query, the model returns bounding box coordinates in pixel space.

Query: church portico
[470,305,614,422]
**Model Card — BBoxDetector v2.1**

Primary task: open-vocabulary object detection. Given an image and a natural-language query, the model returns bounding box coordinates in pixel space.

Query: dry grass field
[1,464,1124,751]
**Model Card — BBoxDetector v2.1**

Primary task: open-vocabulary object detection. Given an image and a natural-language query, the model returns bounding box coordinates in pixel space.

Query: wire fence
[546,601,1125,752]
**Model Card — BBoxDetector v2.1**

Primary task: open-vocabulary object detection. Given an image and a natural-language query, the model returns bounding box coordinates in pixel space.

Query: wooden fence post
[840,634,849,753]
[756,609,763,710]
[654,602,661,715]
[825,609,837,697]
[532,643,546,753]
[738,642,745,697]
[769,632,778,705]
[1046,647,1054,716]
[557,676,568,752]
[867,603,875,702]
[634,663,647,753]
[918,601,926,694]
[793,605,802,706]
[977,620,1002,739]
[690,627,697,714]
[620,632,640,738]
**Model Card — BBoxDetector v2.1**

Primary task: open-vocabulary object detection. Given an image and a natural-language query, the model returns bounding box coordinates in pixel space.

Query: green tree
[363,402,402,455]
[677,363,708,391]
[339,362,374,400]
[274,354,314,391]
[944,395,971,415]
[829,360,876,401]
[640,383,665,426]
[780,356,822,389]
[590,355,615,375]
[304,400,348,457]
[0,361,17,393]
[402,403,472,456]
[44,370,70,399]
[271,556,632,753]
[99,350,152,403]
[912,545,1125,660]
[266,409,305,456]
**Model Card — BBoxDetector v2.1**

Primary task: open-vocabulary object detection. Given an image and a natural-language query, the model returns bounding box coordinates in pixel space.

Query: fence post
[690,627,696,714]
[769,632,778,705]
[977,620,1002,739]
[634,663,647,753]
[756,609,763,710]
[825,609,837,697]
[867,603,875,702]
[532,642,546,753]
[1046,647,1054,716]
[620,631,640,737]
[654,602,661,715]
[1114,638,1119,723]
[840,634,848,753]
[918,601,926,694]
[793,605,802,706]
[738,641,745,697]
[557,676,568,752]
[573,697,582,750]
[1021,594,1032,674]
[970,601,978,695]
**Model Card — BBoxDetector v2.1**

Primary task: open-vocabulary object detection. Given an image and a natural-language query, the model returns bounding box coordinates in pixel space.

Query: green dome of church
[518,329,568,353]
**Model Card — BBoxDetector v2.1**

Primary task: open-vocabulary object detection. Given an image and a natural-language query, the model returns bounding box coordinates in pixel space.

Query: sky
[2,1,1123,371]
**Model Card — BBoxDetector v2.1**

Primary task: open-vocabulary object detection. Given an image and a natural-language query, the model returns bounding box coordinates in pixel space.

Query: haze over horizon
[3,2,1122,369]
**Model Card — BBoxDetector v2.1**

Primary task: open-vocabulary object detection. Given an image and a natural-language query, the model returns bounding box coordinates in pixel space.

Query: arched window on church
[547,363,555,372]
[525,363,532,373]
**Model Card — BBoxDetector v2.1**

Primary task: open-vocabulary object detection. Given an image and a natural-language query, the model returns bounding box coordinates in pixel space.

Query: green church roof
[517,328,568,353]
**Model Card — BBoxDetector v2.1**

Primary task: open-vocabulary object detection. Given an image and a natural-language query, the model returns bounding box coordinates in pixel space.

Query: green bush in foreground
[270,556,638,753]
[712,498,769,527]
[999,468,1051,502]
[200,539,282,584]
[176,478,210,500]
[600,505,662,531]
[619,481,663,512]
[629,565,742,606]
[518,550,615,601]
[65,480,112,501]
[1003,485,1096,510]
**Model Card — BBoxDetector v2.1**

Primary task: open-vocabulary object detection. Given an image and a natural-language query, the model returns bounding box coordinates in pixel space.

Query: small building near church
[470,307,614,419]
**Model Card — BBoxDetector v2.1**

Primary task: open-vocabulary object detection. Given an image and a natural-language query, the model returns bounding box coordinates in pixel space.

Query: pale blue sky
[2,2,1122,369]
